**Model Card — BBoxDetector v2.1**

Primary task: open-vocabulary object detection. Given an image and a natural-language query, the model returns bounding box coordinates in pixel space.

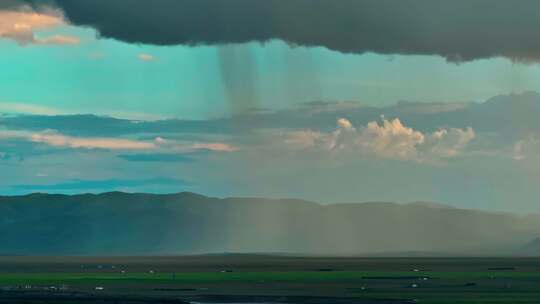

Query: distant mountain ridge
[0,192,538,256]
[519,237,540,256]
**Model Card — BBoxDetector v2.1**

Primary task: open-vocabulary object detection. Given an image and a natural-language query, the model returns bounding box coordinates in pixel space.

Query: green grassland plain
[0,256,538,303]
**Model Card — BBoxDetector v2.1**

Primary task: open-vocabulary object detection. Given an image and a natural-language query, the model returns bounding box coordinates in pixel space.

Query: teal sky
[4,15,540,213]
[1,24,540,119]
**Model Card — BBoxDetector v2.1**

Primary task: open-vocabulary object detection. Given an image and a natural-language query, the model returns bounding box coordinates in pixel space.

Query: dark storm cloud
[18,0,540,62]
[0,0,30,9]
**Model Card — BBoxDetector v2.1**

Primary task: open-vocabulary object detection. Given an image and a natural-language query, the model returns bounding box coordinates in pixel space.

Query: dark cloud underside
[19,0,540,62]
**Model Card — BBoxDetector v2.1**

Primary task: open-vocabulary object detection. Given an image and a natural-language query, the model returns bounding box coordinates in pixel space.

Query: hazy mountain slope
[518,237,540,256]
[0,192,538,255]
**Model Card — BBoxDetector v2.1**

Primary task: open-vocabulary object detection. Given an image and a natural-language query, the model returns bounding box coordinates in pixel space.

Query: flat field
[0,255,538,303]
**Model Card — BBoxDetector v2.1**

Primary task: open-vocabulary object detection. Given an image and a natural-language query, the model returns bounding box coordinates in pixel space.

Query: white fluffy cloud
[427,127,476,158]
[0,9,79,45]
[351,118,425,160]
[287,117,475,162]
[509,137,540,161]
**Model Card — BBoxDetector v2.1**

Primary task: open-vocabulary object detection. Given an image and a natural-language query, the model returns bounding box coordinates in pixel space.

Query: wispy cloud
[0,130,158,150]
[118,153,195,163]
[138,53,155,61]
[189,143,238,152]
[153,137,239,153]
[13,177,188,192]
[35,34,79,45]
[0,102,66,115]
[0,9,79,46]
[30,132,157,150]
